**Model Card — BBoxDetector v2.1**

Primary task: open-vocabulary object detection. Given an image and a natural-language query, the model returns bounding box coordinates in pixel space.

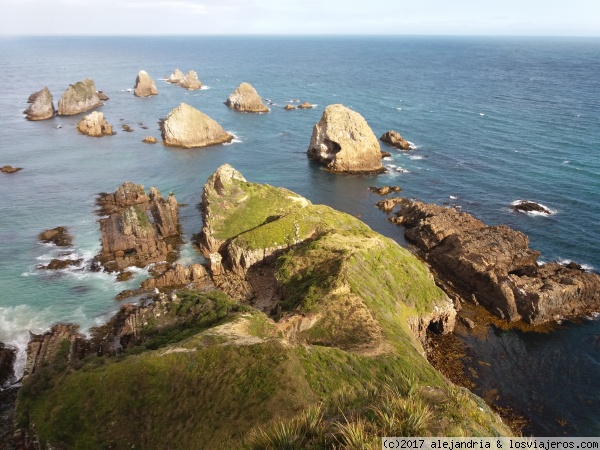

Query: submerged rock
[57,78,103,116]
[39,226,73,247]
[307,104,383,173]
[297,101,313,109]
[284,104,295,110]
[380,130,412,150]
[133,70,158,97]
[96,91,109,101]
[178,70,202,90]
[24,87,55,120]
[512,200,553,215]
[160,103,233,148]
[1,165,23,174]
[225,82,269,113]
[143,136,157,144]
[77,111,113,137]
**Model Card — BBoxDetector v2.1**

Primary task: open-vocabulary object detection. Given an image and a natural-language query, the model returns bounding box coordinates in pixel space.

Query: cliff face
[225,82,269,112]
[57,78,103,116]
[95,183,180,271]
[160,103,233,148]
[392,199,600,324]
[24,87,55,121]
[307,104,384,173]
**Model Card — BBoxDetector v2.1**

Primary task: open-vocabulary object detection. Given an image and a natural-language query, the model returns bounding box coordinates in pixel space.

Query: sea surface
[0,36,599,436]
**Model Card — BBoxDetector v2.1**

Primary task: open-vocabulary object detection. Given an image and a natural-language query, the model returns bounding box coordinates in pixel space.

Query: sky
[0,0,599,36]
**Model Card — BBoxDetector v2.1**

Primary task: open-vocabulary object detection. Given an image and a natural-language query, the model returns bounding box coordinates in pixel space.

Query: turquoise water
[0,36,599,435]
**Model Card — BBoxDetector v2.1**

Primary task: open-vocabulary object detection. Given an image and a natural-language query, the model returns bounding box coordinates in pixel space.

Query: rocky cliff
[23,87,55,121]
[225,82,269,113]
[160,103,233,148]
[307,104,384,173]
[95,182,180,271]
[57,78,103,116]
[391,199,600,324]
[77,111,113,137]
[133,70,158,97]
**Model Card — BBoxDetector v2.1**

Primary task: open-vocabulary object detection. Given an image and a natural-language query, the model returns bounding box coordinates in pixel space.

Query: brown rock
[380,130,412,150]
[40,258,83,270]
[178,70,202,90]
[160,103,233,149]
[0,343,16,387]
[1,165,22,174]
[23,87,55,120]
[307,104,383,173]
[96,91,109,101]
[369,185,401,195]
[122,124,134,132]
[39,226,73,247]
[376,197,404,213]
[141,263,207,289]
[77,111,113,137]
[297,101,313,109]
[284,104,296,110]
[133,70,158,97]
[167,68,184,84]
[512,200,553,215]
[143,136,157,144]
[381,151,392,158]
[57,78,103,116]
[225,82,269,113]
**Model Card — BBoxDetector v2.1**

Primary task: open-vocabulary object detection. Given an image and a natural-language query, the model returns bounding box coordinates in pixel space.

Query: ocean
[0,36,598,436]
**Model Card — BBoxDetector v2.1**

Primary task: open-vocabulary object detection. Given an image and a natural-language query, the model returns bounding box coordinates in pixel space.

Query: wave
[557,259,595,273]
[407,155,425,160]
[396,167,411,174]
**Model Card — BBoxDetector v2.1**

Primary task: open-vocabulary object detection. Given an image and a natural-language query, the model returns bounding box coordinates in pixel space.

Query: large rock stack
[57,78,103,116]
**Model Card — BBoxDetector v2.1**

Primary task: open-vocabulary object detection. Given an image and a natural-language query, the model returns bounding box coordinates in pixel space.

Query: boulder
[1,165,22,174]
[23,87,55,120]
[77,111,113,137]
[307,104,383,173]
[284,104,296,110]
[95,183,180,271]
[225,82,269,113]
[297,102,313,109]
[97,91,109,101]
[167,68,184,84]
[143,136,157,144]
[393,199,600,324]
[57,78,103,116]
[39,226,73,247]
[160,103,233,148]
[178,70,202,90]
[133,70,158,97]
[512,200,553,215]
[122,124,134,132]
[380,130,412,150]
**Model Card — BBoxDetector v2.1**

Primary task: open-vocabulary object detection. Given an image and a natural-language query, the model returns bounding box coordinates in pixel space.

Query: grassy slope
[17,175,511,449]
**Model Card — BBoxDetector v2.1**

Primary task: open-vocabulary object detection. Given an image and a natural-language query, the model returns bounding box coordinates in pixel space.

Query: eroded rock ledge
[388,198,600,324]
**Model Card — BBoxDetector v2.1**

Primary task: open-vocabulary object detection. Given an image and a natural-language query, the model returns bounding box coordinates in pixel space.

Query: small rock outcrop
[133,70,158,97]
[167,69,185,84]
[143,136,157,144]
[95,182,180,271]
[39,226,73,247]
[141,263,207,289]
[391,199,600,324]
[380,130,412,150]
[369,185,401,196]
[225,82,269,113]
[160,103,233,148]
[97,91,109,101]
[77,111,113,137]
[1,165,22,174]
[24,87,55,120]
[297,102,313,109]
[512,200,553,215]
[57,78,103,116]
[0,343,16,387]
[178,70,202,90]
[284,104,295,110]
[307,104,383,173]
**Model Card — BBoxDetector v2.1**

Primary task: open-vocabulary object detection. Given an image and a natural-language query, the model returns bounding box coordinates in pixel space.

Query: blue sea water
[0,36,599,435]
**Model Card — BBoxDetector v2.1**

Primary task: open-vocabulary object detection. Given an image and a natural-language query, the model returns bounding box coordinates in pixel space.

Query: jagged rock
[512,200,553,215]
[122,124,133,132]
[77,111,113,137]
[380,130,412,150]
[133,70,158,97]
[39,258,83,270]
[376,197,404,213]
[160,103,233,148]
[297,102,313,109]
[57,78,103,116]
[141,263,207,289]
[284,104,296,110]
[178,70,202,90]
[95,183,180,271]
[225,82,269,113]
[369,185,401,195]
[0,343,16,387]
[394,199,600,324]
[167,68,184,84]
[381,151,392,158]
[1,165,22,174]
[143,136,157,144]
[97,91,109,101]
[408,300,457,342]
[307,104,383,173]
[39,226,72,247]
[23,87,55,120]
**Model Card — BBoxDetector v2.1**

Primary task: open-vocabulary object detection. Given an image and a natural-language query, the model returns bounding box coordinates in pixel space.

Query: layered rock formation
[307,104,384,173]
[57,78,103,116]
[391,199,600,324]
[24,87,55,120]
[380,130,412,150]
[95,182,180,271]
[160,103,233,148]
[133,70,158,97]
[141,263,207,289]
[225,82,269,113]
[77,111,113,137]
[178,70,202,90]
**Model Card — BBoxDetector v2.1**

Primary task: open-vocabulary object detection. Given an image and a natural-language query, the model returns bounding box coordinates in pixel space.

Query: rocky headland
[160,103,233,148]
[77,111,114,137]
[385,198,600,325]
[225,82,269,113]
[23,87,55,121]
[133,70,158,97]
[307,104,384,173]
[57,78,103,116]
[380,130,412,150]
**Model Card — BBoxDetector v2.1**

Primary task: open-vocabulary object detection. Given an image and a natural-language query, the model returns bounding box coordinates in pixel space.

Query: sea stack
[178,70,202,90]
[57,78,103,116]
[77,111,113,137]
[225,82,269,113]
[380,130,412,150]
[307,104,384,173]
[160,103,233,148]
[24,87,55,120]
[167,69,184,84]
[133,70,158,97]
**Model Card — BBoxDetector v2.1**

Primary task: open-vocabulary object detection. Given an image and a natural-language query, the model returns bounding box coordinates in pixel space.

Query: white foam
[557,259,595,273]
[408,155,425,160]
[223,133,242,145]
[396,167,411,174]
[449,195,459,200]
[201,85,210,90]
[382,157,393,162]
[480,113,486,116]
[407,141,417,150]
[396,107,403,111]
[563,160,570,164]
